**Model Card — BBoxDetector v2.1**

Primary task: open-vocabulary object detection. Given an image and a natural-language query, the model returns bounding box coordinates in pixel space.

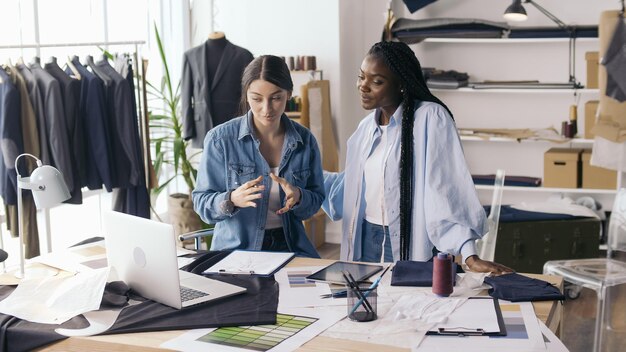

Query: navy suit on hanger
[44,60,83,204]
[0,68,24,207]
[68,57,114,191]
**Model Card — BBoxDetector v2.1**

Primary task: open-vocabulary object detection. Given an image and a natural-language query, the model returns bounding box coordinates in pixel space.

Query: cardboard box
[586,51,599,89]
[581,149,617,189]
[585,100,600,139]
[543,148,581,188]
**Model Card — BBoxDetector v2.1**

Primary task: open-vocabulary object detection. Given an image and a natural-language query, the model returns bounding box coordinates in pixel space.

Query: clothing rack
[0,40,144,50]
[0,39,149,254]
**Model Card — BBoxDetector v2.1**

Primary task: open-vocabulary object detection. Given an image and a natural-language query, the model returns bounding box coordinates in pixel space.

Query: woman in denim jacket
[192,55,324,258]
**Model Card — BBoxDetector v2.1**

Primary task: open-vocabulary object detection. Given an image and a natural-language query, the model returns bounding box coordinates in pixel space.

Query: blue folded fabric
[484,273,565,302]
[391,260,457,286]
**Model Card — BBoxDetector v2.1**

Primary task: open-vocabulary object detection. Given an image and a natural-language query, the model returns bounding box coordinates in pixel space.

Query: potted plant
[148,25,206,242]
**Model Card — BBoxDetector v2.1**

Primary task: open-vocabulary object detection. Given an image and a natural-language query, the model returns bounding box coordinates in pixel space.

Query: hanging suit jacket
[111,57,150,218]
[181,39,254,148]
[0,68,23,206]
[87,55,123,188]
[44,61,83,204]
[69,57,114,191]
[16,64,51,166]
[28,62,74,194]
[3,66,41,258]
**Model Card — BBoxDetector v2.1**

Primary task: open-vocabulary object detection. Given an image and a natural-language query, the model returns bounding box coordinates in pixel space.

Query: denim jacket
[192,111,324,258]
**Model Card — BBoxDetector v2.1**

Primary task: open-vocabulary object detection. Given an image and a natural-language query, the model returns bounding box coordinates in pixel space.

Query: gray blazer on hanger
[181,39,253,148]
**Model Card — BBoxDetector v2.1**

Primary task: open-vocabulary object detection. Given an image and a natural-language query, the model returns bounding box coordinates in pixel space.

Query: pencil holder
[347,284,377,322]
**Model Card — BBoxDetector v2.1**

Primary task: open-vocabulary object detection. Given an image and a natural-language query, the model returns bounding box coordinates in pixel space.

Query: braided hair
[367,41,454,260]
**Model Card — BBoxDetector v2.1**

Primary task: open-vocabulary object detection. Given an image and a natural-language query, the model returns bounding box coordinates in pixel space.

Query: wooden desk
[38,258,563,352]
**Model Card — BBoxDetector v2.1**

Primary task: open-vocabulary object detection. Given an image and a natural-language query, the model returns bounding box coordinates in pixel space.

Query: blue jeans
[359,220,393,263]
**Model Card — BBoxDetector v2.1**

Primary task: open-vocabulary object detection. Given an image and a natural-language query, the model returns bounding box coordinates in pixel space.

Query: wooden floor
[317,243,626,351]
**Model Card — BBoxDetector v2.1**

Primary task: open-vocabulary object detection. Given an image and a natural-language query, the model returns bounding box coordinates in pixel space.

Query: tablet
[306,261,383,284]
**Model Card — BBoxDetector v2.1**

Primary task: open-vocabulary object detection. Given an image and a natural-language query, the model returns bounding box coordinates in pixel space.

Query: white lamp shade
[29,165,71,209]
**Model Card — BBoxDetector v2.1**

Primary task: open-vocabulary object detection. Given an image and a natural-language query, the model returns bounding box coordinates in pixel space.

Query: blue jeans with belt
[359,219,393,263]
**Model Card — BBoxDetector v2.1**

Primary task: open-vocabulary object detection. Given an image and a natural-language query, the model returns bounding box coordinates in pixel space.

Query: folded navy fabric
[391,260,457,286]
[484,273,565,302]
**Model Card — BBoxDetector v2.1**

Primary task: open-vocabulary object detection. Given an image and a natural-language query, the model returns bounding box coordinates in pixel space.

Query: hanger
[17,56,25,65]
[66,56,81,80]
[47,56,57,65]
[208,31,225,40]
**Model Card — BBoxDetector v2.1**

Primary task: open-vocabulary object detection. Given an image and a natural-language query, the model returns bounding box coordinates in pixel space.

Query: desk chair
[544,188,626,352]
[178,228,214,251]
[477,169,505,261]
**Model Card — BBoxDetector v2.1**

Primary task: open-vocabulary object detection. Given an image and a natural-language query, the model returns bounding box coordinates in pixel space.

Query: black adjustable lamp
[503,0,581,88]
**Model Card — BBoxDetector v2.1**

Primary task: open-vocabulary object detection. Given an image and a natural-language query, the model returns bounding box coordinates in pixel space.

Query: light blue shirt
[323,101,486,262]
[192,112,324,258]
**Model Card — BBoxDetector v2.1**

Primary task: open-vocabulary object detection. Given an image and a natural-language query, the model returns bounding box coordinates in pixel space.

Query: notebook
[103,211,247,309]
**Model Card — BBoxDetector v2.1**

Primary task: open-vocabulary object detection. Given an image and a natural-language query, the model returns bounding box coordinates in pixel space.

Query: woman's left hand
[270,173,301,214]
[465,255,514,275]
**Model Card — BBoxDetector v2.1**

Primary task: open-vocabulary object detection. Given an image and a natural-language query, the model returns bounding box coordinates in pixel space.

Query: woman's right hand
[230,175,265,208]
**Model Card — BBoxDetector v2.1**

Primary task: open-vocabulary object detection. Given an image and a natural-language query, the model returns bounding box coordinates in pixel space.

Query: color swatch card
[160,308,345,352]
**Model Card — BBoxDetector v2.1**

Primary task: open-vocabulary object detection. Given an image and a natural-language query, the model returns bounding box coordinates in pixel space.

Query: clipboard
[426,297,506,337]
[202,250,295,276]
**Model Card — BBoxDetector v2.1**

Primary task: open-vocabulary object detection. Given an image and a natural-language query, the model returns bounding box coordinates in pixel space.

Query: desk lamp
[14,153,70,279]
[503,0,581,88]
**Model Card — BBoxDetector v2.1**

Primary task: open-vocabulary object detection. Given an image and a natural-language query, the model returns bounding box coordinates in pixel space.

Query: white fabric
[364,124,388,224]
[266,167,282,229]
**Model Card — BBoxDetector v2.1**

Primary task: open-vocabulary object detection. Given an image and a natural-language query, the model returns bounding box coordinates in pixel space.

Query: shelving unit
[414,34,619,209]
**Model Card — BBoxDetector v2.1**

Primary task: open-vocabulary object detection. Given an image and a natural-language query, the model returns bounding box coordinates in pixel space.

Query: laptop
[103,211,247,309]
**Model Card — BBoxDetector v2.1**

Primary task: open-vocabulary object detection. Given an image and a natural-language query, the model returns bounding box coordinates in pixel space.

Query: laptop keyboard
[180,286,210,302]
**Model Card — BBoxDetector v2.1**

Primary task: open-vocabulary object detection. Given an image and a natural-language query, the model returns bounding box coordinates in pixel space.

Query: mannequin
[206,32,228,84]
[208,31,225,39]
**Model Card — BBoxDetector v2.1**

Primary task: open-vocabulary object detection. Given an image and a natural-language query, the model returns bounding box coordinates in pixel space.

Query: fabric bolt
[323,101,486,262]
[484,272,566,302]
[390,260,458,287]
[181,39,254,148]
[192,112,324,258]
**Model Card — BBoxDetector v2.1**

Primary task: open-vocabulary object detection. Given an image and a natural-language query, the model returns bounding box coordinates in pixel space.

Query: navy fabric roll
[484,273,565,302]
[391,260,457,286]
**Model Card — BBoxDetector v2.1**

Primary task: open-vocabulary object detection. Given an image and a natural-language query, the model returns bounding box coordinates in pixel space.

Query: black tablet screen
[306,261,383,284]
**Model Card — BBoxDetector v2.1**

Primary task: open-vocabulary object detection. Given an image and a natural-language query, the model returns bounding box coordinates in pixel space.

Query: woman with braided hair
[323,41,512,274]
